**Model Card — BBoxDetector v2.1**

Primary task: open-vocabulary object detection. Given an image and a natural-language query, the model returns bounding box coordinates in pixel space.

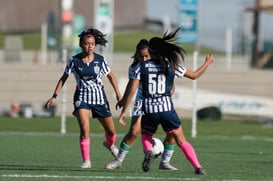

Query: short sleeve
[175,64,187,78]
[100,57,111,76]
[64,57,74,75]
[128,63,141,80]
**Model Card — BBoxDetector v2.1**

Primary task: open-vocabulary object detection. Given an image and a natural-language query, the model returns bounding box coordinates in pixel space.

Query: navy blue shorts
[141,109,181,134]
[73,101,112,118]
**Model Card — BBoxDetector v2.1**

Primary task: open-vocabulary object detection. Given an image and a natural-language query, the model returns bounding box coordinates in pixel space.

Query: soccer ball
[151,138,164,158]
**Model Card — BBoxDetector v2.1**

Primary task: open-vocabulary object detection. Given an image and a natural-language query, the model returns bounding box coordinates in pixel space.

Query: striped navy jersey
[128,63,143,102]
[133,59,187,113]
[64,53,110,105]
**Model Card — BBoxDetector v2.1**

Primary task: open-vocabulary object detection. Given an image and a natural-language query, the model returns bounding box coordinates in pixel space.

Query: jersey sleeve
[100,57,111,76]
[128,63,141,80]
[175,64,187,78]
[64,57,74,75]
[128,65,135,79]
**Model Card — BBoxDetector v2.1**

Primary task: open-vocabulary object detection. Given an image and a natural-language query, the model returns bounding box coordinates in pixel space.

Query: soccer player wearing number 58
[106,39,177,170]
[118,28,214,174]
[45,29,122,169]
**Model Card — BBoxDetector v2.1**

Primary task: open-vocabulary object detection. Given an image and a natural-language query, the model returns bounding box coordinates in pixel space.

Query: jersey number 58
[148,74,166,94]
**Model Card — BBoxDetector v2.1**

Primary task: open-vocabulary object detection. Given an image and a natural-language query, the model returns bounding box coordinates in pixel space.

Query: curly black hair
[78,28,108,46]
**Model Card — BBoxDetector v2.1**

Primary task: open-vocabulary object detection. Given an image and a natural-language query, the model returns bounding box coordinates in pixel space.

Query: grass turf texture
[0,116,272,181]
[0,30,222,55]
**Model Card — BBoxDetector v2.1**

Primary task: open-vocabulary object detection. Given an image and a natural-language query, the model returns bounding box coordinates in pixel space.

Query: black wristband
[52,93,57,98]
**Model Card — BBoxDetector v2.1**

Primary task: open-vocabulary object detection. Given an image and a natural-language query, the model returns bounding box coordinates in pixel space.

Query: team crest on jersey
[78,67,83,71]
[94,64,99,74]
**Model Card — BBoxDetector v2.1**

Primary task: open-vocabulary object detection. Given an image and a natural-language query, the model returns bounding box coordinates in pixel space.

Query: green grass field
[0,116,272,181]
[0,30,222,55]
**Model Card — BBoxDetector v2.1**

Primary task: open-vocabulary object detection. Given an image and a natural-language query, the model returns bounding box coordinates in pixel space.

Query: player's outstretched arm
[184,53,214,80]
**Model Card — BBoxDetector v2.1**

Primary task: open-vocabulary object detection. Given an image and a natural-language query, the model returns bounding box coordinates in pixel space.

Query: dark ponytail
[148,28,186,71]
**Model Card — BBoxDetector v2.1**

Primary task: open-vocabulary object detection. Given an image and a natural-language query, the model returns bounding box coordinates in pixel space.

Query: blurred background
[0,0,272,123]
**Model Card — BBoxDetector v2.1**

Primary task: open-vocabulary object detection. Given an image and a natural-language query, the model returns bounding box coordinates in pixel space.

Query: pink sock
[105,133,116,146]
[80,138,90,161]
[141,133,153,153]
[180,141,202,169]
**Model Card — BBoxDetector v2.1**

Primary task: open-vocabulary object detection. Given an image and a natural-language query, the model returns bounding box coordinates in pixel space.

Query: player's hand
[205,53,214,64]
[116,93,122,102]
[115,99,125,110]
[44,97,56,109]
[118,112,127,126]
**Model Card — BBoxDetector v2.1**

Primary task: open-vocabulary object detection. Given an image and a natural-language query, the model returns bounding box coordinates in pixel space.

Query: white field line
[200,135,273,142]
[0,131,119,137]
[0,131,272,142]
[0,133,270,181]
[1,174,200,180]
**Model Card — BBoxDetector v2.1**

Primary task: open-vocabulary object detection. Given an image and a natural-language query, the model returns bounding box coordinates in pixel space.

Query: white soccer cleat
[103,141,119,158]
[159,162,178,170]
[105,159,122,169]
[80,160,91,169]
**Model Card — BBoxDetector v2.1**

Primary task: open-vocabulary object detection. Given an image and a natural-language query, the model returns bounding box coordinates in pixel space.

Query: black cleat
[195,168,206,175]
[142,151,154,172]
